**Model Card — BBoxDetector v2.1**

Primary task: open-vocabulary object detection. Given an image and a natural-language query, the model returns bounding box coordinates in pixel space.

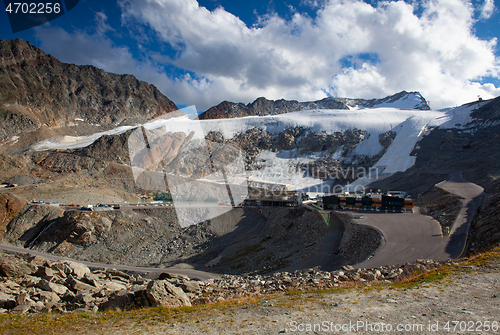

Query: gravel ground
[4,250,496,335]
[139,261,500,335]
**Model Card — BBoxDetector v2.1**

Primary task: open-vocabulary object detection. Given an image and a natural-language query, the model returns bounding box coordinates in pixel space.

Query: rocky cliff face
[198,91,429,120]
[0,194,27,240]
[0,39,180,142]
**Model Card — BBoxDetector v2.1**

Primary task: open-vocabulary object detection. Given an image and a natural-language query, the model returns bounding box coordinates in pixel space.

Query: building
[244,188,303,207]
[321,193,414,212]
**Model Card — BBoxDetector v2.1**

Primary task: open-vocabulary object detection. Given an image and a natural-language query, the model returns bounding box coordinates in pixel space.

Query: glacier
[31,97,491,193]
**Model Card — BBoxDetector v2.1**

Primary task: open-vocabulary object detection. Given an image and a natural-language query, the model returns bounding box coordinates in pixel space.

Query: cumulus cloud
[34,0,500,110]
[113,0,500,110]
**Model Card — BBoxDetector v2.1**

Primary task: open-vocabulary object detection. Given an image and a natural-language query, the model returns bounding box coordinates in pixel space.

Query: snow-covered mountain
[198,91,429,120]
[32,93,493,196]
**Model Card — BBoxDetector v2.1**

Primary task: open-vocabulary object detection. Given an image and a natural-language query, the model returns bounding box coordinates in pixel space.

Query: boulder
[16,274,41,287]
[158,272,190,281]
[37,279,68,295]
[361,271,376,281]
[146,280,191,308]
[27,255,49,268]
[99,290,135,311]
[0,292,16,309]
[37,290,61,303]
[75,292,95,304]
[0,253,37,277]
[40,301,61,313]
[0,279,21,294]
[66,275,97,292]
[15,292,32,305]
[34,266,56,279]
[11,301,44,314]
[133,290,150,308]
[180,281,201,293]
[82,272,102,288]
[104,268,131,281]
[72,304,98,313]
[62,261,91,280]
[60,291,76,302]
[99,281,127,293]
[51,266,67,279]
[386,271,399,279]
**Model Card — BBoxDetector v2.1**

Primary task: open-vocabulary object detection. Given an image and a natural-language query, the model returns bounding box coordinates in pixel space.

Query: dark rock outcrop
[471,95,500,121]
[5,204,64,248]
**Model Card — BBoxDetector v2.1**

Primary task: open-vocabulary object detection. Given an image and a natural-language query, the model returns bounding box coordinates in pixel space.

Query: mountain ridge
[198,91,430,120]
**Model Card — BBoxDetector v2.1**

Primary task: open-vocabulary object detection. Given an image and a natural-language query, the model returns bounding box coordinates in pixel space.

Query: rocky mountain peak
[0,38,48,67]
[0,38,181,147]
[360,91,430,110]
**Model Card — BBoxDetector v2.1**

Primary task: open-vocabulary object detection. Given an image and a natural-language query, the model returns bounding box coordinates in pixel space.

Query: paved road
[435,171,484,257]
[352,210,446,269]
[0,244,218,281]
[352,171,484,268]
[61,202,235,211]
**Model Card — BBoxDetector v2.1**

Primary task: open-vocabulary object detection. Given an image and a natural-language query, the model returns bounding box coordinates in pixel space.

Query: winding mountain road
[354,171,484,269]
[435,171,484,257]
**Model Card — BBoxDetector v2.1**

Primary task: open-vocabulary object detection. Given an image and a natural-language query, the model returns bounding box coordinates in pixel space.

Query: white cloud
[480,0,495,19]
[114,0,500,110]
[34,26,135,72]
[95,12,114,35]
[35,0,500,110]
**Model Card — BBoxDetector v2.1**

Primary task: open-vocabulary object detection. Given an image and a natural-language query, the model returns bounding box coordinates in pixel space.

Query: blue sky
[1,0,500,111]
